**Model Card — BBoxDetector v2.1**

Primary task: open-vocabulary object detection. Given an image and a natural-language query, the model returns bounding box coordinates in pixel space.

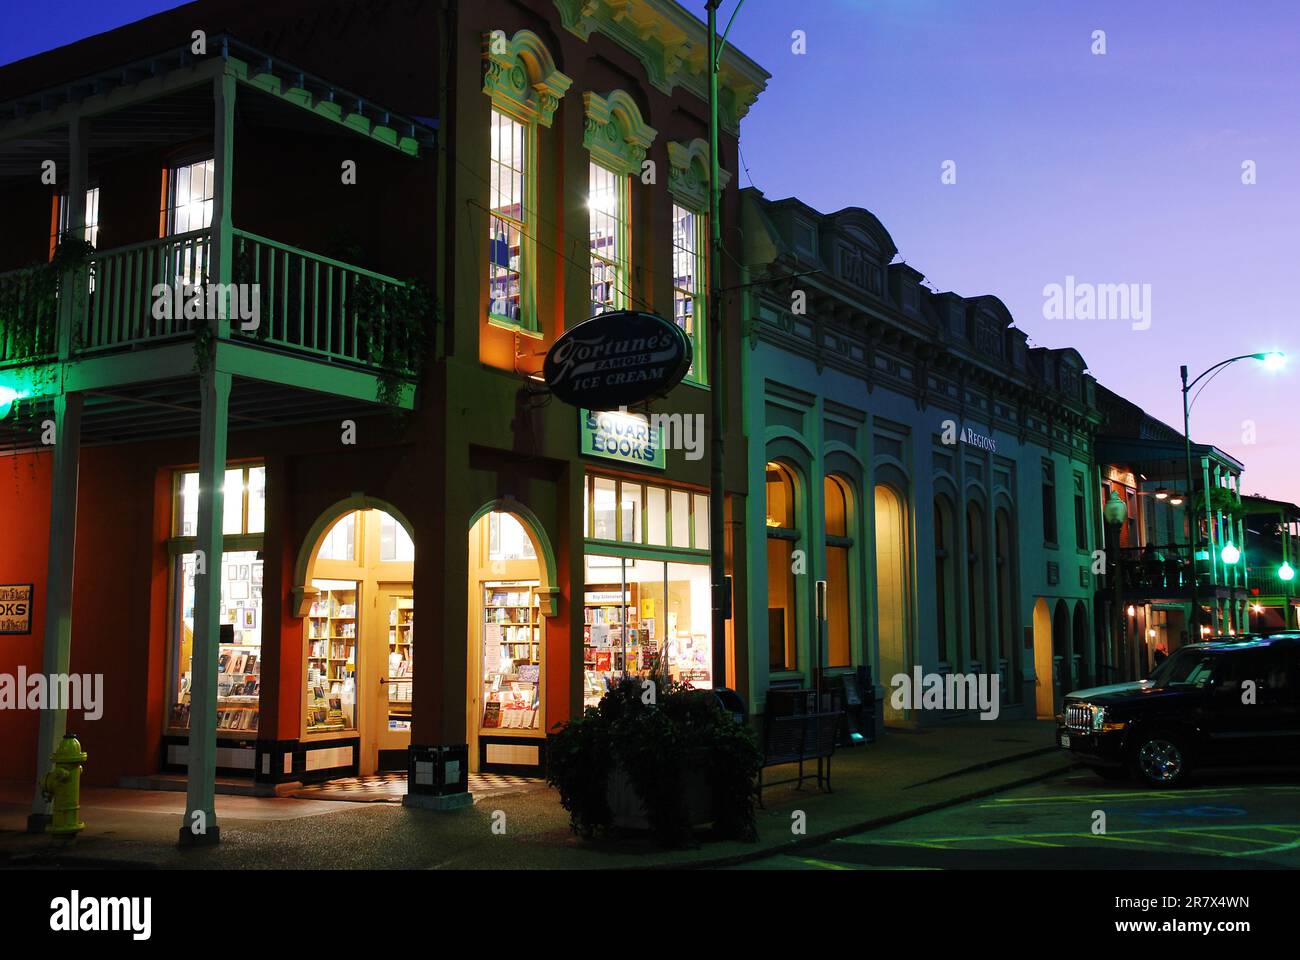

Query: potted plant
[546,677,761,847]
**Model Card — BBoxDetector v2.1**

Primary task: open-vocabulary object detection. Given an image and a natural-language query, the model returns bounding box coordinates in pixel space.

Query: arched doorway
[1052,599,1072,705]
[467,506,554,774]
[874,484,911,722]
[1032,598,1053,719]
[297,502,415,776]
[1072,602,1090,690]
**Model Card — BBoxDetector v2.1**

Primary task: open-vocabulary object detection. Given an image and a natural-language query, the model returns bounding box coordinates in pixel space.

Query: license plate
[1059,733,1070,748]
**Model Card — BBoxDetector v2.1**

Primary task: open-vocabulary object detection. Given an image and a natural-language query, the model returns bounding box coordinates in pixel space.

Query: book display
[305,583,358,732]
[480,581,541,730]
[583,584,638,708]
[386,595,414,732]
[170,551,263,733]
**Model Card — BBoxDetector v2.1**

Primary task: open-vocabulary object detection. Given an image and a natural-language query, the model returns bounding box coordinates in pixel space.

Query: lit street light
[1180,351,1286,634]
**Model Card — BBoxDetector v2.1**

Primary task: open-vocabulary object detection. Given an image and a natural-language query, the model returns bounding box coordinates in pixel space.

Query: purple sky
[5,1,1296,500]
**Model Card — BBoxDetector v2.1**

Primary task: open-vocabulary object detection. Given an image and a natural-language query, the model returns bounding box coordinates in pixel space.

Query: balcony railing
[0,229,411,374]
[1111,543,1244,596]
[79,229,211,352]
[1246,568,1298,599]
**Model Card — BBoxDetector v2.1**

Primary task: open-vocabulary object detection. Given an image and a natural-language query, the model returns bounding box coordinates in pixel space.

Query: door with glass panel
[369,584,415,770]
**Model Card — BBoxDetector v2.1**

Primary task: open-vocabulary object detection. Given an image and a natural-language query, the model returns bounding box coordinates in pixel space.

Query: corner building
[0,0,768,817]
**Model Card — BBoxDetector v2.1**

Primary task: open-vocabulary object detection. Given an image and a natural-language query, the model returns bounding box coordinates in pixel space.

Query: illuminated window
[175,464,265,537]
[824,475,853,669]
[672,203,706,382]
[488,109,531,327]
[166,158,214,235]
[52,187,100,255]
[380,512,415,562]
[589,161,629,314]
[766,462,800,672]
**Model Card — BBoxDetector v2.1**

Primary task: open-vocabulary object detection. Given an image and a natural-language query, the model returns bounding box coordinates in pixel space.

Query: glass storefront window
[825,475,852,668]
[671,490,690,547]
[693,494,709,550]
[488,511,536,560]
[592,477,617,541]
[380,511,415,561]
[169,549,263,733]
[176,465,265,537]
[647,486,667,546]
[766,462,800,672]
[481,579,542,730]
[305,580,358,732]
[620,482,641,543]
[318,512,356,561]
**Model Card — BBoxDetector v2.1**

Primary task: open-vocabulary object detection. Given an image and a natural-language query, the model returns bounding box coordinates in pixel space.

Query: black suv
[1056,635,1300,786]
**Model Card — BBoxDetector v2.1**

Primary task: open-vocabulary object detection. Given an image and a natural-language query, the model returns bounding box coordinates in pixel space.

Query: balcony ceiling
[0,80,411,183]
[0,375,385,452]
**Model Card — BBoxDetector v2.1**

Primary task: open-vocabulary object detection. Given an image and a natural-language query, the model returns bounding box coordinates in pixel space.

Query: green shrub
[546,678,761,847]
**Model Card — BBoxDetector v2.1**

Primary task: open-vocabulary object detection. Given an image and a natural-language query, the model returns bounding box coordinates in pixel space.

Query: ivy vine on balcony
[0,235,94,366]
[351,276,437,410]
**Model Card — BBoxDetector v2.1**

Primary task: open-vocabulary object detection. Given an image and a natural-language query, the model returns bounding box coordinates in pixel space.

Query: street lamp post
[1179,352,1285,636]
[1103,490,1128,677]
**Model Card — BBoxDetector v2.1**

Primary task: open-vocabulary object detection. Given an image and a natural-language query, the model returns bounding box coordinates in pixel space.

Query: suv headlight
[1091,706,1106,731]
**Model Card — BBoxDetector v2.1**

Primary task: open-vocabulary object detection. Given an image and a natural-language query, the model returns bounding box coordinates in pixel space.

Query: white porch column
[28,116,89,832]
[179,70,235,847]
[27,394,83,830]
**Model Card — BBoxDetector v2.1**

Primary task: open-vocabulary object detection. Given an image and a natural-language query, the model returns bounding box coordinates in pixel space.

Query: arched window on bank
[995,507,1015,667]
[934,495,958,666]
[824,475,854,669]
[966,501,989,667]
[766,462,801,673]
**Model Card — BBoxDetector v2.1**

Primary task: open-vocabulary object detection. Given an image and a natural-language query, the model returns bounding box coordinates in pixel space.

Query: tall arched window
[995,508,1015,667]
[934,496,957,666]
[875,483,911,717]
[824,475,853,668]
[766,462,800,672]
[966,502,988,666]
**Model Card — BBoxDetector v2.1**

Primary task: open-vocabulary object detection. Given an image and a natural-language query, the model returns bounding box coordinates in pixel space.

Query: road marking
[798,857,853,870]
[1170,828,1278,846]
[1001,836,1064,848]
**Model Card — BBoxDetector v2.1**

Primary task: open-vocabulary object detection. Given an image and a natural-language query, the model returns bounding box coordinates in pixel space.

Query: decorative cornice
[666,137,727,210]
[553,0,769,135]
[583,89,657,175]
[482,29,573,128]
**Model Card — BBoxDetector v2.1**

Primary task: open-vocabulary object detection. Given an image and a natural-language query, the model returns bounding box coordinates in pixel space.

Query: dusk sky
[4,0,1296,499]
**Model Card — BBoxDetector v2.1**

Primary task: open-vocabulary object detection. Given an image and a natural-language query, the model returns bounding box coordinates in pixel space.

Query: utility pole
[1180,364,1200,637]
[706,0,726,689]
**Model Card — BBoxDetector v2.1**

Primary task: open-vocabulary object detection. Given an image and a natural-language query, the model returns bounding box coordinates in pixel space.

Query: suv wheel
[1131,734,1188,787]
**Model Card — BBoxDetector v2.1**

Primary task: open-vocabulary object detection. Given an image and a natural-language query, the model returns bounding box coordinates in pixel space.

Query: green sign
[580,408,664,469]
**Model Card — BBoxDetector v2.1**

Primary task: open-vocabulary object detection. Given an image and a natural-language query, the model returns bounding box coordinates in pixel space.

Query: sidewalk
[0,719,1073,869]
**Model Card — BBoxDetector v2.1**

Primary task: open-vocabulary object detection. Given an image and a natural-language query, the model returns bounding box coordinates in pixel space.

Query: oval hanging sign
[543,311,692,408]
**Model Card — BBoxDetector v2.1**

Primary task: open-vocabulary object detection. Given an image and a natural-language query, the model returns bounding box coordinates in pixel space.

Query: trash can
[713,688,747,725]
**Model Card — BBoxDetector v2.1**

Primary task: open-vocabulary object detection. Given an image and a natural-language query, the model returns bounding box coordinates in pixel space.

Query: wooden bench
[757,711,842,804]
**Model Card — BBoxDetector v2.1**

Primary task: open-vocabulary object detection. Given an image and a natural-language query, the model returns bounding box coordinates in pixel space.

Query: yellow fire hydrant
[41,733,87,839]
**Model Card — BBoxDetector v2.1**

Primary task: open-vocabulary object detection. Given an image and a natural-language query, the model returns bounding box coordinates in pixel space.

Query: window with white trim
[589,161,629,315]
[488,109,531,327]
[671,203,706,382]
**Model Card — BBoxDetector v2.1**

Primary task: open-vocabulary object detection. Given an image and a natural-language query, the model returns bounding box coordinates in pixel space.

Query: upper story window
[589,161,629,315]
[1073,471,1088,551]
[671,203,706,382]
[1041,459,1058,545]
[165,158,214,236]
[52,187,101,257]
[488,108,532,329]
[175,464,265,538]
[481,30,571,335]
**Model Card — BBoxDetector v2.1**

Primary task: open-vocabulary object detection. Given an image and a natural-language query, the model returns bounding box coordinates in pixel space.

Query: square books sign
[0,584,33,634]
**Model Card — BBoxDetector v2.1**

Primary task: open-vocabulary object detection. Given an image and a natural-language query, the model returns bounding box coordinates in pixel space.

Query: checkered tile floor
[290,772,545,803]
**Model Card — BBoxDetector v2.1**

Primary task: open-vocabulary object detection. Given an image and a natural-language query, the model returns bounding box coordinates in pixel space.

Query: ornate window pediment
[666,137,728,211]
[582,90,657,176]
[482,30,573,128]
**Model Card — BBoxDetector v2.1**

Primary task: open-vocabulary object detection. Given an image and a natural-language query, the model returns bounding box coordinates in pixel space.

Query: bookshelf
[306,585,358,732]
[480,581,541,731]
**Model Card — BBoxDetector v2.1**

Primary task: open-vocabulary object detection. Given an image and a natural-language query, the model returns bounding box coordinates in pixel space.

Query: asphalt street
[736,768,1300,870]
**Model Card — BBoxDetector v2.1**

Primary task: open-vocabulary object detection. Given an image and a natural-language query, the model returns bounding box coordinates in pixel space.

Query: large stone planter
[606,762,712,830]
